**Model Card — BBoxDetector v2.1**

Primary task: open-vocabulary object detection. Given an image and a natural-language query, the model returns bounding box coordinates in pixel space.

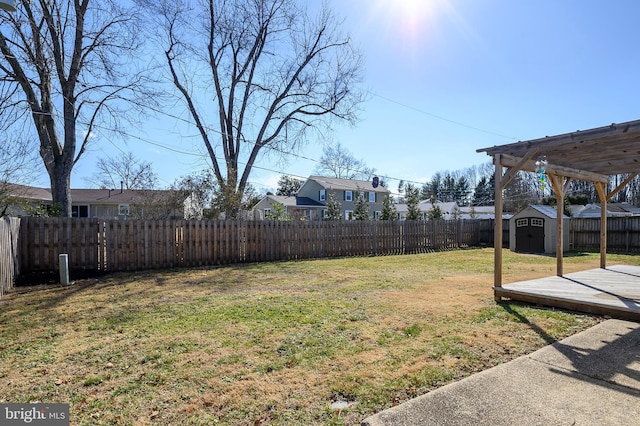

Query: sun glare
[371,0,444,49]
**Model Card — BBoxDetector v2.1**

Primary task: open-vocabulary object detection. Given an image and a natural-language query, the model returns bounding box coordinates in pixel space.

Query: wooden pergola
[477,119,640,302]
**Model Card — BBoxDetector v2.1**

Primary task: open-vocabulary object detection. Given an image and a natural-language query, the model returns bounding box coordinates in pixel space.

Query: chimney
[120,181,124,194]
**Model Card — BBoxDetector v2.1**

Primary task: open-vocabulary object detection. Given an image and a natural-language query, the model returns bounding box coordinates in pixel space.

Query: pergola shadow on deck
[478,119,640,320]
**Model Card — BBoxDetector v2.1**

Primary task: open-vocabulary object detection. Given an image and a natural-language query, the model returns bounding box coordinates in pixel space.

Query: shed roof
[515,205,569,219]
[477,118,640,181]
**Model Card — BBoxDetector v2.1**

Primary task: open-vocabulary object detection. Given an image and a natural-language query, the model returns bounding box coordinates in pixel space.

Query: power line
[72,87,523,193]
[371,92,519,141]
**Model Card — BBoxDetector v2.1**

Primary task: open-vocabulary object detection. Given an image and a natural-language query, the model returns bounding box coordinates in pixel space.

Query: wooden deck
[495,264,640,321]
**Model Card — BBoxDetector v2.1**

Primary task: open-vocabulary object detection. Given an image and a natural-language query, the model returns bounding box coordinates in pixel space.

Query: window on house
[264,208,271,219]
[369,192,376,203]
[322,209,328,219]
[531,218,544,227]
[345,210,354,220]
[319,190,326,201]
[118,204,130,216]
[345,191,353,202]
[374,211,381,220]
[72,205,89,218]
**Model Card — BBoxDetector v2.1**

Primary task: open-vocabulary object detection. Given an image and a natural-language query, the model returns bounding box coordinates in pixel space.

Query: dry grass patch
[1,248,638,425]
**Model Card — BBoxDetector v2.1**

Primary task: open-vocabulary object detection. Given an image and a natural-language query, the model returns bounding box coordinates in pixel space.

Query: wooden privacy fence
[17,217,481,275]
[570,217,640,252]
[0,217,20,297]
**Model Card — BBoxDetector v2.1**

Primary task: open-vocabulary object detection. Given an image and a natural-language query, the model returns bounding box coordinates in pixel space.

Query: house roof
[307,175,391,194]
[71,189,162,204]
[263,195,325,208]
[6,184,187,204]
[571,203,640,217]
[4,184,52,200]
[295,197,325,207]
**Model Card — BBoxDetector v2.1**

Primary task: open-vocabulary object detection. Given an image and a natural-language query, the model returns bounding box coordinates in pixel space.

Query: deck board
[496,265,640,321]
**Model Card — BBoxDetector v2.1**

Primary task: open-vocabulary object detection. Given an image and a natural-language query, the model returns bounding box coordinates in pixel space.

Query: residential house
[296,175,391,220]
[396,200,459,220]
[252,176,391,221]
[570,202,640,218]
[458,205,514,220]
[3,184,200,219]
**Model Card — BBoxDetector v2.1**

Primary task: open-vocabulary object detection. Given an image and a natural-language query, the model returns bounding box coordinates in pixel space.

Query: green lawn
[1,248,637,425]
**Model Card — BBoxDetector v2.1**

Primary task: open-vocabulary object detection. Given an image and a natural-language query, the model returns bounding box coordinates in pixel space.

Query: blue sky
[64,0,640,194]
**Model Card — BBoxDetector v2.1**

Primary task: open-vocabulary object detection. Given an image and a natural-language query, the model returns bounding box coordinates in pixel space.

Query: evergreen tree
[276,175,303,196]
[468,205,478,219]
[324,191,342,220]
[405,184,422,220]
[428,204,444,220]
[472,176,493,206]
[380,194,397,220]
[265,203,290,221]
[353,192,370,220]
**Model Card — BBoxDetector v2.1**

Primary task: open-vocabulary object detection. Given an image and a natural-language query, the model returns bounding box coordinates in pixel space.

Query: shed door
[515,217,545,253]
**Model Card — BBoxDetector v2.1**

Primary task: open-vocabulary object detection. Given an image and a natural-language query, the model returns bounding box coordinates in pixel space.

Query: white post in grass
[59,254,70,285]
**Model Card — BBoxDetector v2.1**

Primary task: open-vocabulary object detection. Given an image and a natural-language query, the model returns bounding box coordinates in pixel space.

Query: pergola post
[548,175,572,276]
[494,154,503,301]
[595,182,607,269]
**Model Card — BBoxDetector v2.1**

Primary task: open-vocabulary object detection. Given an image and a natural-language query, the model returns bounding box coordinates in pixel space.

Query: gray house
[296,175,391,220]
[252,176,391,221]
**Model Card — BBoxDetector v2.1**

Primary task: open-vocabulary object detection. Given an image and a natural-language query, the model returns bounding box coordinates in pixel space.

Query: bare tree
[0,1,155,216]
[0,135,39,216]
[87,151,158,190]
[143,0,365,218]
[313,141,375,180]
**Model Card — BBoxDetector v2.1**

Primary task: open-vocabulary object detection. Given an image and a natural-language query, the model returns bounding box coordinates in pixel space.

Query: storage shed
[510,205,569,254]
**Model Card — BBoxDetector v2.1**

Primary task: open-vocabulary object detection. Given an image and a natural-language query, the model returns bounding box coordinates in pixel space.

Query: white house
[3,184,199,219]
[457,205,513,220]
[570,203,640,218]
[396,200,459,220]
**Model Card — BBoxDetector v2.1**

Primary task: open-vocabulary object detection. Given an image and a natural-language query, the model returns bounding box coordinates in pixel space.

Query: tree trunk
[48,160,72,217]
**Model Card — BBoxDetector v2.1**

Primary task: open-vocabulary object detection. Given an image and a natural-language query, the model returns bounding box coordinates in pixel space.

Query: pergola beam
[498,154,609,183]
[608,173,639,201]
